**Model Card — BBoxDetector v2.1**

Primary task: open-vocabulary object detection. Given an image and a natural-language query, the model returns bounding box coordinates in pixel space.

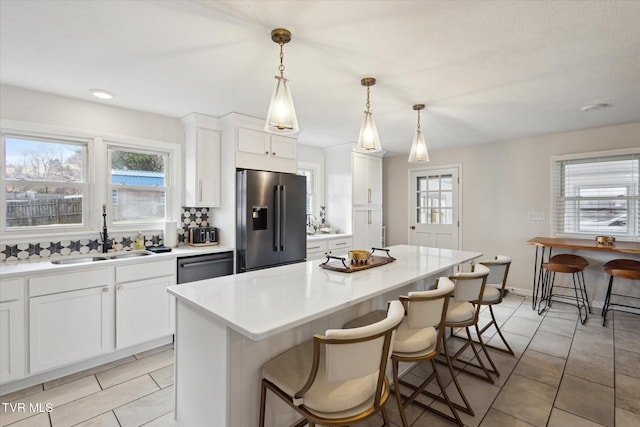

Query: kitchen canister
[163,221,178,247]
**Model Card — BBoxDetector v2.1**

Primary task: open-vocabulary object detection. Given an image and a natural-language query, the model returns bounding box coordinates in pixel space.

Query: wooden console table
[526,237,640,309]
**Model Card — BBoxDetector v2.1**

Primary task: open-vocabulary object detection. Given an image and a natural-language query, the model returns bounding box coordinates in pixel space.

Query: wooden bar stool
[538,254,590,324]
[602,259,640,326]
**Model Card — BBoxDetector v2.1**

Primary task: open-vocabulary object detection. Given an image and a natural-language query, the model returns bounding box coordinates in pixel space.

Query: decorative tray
[320,248,396,273]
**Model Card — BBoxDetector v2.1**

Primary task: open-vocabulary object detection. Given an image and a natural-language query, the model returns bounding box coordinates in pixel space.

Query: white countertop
[0,244,234,278]
[306,233,352,241]
[168,245,482,341]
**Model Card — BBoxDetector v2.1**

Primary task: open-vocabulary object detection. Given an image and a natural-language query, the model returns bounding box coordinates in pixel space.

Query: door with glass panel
[409,166,460,249]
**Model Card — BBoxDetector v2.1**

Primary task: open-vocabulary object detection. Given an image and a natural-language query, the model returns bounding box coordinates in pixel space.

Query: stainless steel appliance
[236,169,306,272]
[177,251,233,284]
[188,226,217,245]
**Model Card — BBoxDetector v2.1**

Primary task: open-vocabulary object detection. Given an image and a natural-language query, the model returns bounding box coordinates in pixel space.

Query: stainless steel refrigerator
[236,169,307,272]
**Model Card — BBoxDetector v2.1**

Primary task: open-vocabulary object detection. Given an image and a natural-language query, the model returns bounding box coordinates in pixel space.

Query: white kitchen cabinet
[184,124,221,207]
[0,278,25,383]
[29,269,113,373]
[352,152,382,206]
[115,259,176,349]
[352,207,383,250]
[306,236,352,260]
[236,127,297,173]
[116,276,175,349]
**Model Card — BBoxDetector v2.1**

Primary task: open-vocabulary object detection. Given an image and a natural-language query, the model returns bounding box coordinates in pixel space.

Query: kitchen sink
[110,251,152,259]
[51,250,153,265]
[51,256,108,265]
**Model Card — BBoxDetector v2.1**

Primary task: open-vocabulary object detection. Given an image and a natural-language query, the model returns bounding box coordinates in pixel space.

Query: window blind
[553,152,639,239]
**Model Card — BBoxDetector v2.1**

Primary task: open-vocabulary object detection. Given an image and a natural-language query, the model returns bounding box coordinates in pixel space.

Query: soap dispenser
[135,232,144,249]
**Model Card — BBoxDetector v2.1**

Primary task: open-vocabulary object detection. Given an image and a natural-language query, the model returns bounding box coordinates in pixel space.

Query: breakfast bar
[167,244,482,427]
[527,237,640,309]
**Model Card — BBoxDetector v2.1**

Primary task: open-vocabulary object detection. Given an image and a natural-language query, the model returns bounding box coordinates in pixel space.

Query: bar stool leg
[571,273,588,324]
[579,271,592,314]
[602,275,614,326]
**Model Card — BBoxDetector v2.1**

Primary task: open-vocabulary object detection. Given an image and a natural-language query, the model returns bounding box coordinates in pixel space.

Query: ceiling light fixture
[265,28,298,134]
[408,104,429,163]
[357,77,382,152]
[90,89,115,100]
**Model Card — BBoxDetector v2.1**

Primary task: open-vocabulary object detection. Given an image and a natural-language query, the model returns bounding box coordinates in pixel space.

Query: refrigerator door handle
[280,185,286,251]
[274,185,281,252]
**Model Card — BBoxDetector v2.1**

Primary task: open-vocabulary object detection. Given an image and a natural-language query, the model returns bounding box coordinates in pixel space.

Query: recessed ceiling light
[90,89,115,100]
[580,103,610,112]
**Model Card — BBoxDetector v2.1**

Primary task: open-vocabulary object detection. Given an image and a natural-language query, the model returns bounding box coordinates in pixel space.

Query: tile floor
[1,294,639,427]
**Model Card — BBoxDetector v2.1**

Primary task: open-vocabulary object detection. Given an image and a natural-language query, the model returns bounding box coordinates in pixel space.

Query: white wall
[0,85,183,143]
[384,122,640,302]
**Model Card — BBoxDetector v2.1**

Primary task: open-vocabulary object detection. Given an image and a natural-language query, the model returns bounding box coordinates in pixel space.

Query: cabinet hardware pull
[368,188,371,203]
[198,180,203,202]
[265,151,270,155]
[102,287,109,292]
[368,210,372,224]
[272,152,276,156]
[117,286,123,291]
[334,242,347,245]
[308,245,321,250]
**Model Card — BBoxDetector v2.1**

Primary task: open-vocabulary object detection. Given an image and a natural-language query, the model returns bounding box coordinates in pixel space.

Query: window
[297,168,314,215]
[108,147,168,224]
[553,151,639,239]
[2,135,87,229]
[416,173,454,225]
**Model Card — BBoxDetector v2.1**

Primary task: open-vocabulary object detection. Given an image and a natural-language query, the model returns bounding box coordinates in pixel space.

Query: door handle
[410,226,416,230]
[280,185,286,251]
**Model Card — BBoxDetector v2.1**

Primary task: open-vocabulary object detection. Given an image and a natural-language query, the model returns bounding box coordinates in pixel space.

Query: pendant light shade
[357,77,382,152]
[265,28,299,134]
[408,104,429,162]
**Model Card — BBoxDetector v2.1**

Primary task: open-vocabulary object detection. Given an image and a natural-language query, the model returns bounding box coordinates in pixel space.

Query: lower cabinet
[306,237,353,261]
[29,285,113,374]
[0,279,25,383]
[116,275,175,349]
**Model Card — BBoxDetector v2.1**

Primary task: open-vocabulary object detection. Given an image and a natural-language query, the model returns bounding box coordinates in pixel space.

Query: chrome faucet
[100,204,111,253]
[306,214,317,235]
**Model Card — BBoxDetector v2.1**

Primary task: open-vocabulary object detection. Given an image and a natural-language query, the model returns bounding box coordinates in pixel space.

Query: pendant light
[408,104,429,162]
[357,77,382,152]
[265,28,299,134]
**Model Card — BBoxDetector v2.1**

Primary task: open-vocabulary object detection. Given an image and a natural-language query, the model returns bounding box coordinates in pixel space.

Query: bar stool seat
[538,254,590,324]
[602,259,640,326]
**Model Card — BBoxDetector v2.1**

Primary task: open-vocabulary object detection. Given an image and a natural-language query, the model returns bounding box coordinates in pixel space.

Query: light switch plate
[527,211,545,221]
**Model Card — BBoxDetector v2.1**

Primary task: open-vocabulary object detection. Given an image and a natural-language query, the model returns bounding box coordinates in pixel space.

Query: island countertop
[167,244,482,340]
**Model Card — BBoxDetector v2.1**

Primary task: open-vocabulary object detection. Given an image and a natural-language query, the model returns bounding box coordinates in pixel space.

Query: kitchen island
[167,244,482,427]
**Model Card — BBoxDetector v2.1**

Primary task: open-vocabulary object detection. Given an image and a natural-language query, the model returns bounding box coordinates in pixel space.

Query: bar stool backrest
[322,300,404,383]
[406,277,455,329]
[450,263,490,303]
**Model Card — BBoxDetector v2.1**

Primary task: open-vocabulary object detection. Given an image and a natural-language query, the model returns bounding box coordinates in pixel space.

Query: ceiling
[1,1,639,156]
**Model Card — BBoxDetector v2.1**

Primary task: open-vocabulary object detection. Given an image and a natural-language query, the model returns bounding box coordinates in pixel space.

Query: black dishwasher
[177,251,234,284]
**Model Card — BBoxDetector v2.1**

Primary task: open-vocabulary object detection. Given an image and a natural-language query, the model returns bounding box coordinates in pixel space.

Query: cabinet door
[195,128,221,207]
[270,135,296,159]
[237,128,269,156]
[116,276,175,349]
[0,279,25,383]
[30,286,112,373]
[352,153,382,206]
[352,208,382,250]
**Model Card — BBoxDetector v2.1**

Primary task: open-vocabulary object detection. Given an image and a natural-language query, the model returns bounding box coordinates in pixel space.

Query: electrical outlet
[527,211,545,221]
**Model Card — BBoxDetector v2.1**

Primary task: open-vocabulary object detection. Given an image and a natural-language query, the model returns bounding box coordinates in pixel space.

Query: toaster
[189,227,218,246]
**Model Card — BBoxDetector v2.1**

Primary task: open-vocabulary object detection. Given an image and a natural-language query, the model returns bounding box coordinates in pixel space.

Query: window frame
[1,131,92,235]
[0,120,181,242]
[551,148,639,241]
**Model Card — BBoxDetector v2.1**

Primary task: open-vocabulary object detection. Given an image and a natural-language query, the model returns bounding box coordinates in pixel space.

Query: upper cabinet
[352,152,382,206]
[236,127,297,173]
[183,113,221,207]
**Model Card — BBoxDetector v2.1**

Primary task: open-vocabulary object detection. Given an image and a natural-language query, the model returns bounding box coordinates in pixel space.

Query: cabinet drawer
[328,238,352,250]
[116,259,175,283]
[306,240,328,255]
[30,269,110,297]
[1,278,24,302]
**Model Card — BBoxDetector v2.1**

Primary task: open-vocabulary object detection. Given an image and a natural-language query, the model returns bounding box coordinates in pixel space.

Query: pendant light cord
[279,43,285,77]
[366,86,371,112]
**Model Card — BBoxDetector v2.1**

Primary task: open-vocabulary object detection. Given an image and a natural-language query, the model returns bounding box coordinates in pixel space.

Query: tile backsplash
[0,206,213,262]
